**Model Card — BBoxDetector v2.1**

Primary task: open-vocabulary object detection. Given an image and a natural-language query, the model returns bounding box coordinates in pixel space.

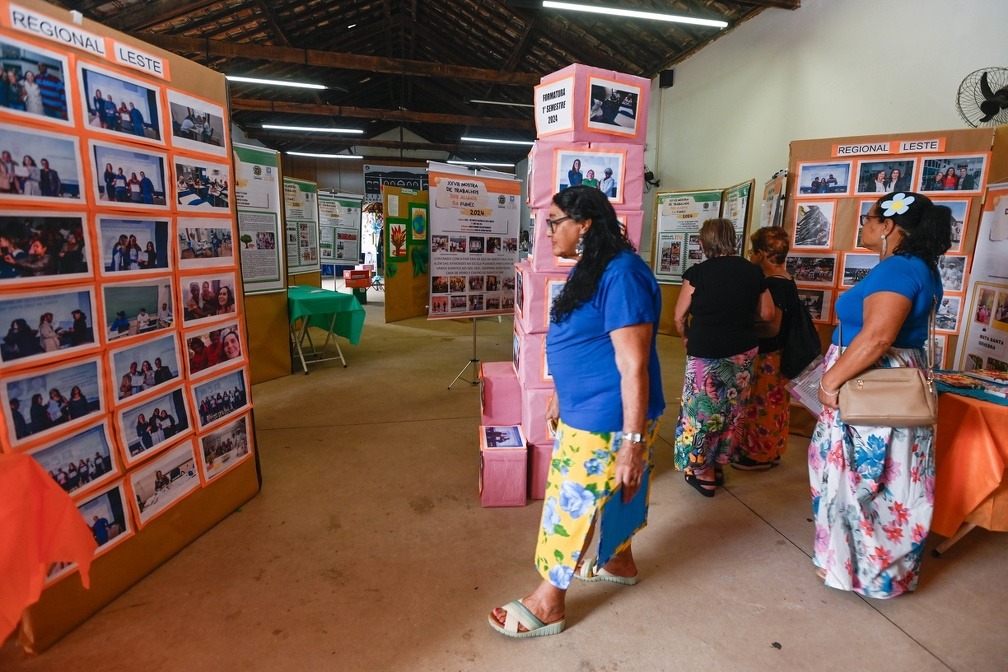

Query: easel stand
[448,318,480,389]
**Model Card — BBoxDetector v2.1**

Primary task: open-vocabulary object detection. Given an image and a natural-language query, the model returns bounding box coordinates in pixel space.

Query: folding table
[287,285,365,374]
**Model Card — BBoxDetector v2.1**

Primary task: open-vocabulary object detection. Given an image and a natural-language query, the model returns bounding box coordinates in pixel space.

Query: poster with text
[318,192,362,265]
[233,143,283,293]
[653,190,723,284]
[427,164,520,319]
[283,176,320,274]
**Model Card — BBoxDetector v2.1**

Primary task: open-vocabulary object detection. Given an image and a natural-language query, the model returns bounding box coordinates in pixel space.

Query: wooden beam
[103,0,221,31]
[242,130,528,157]
[733,0,800,8]
[137,33,540,87]
[231,98,535,131]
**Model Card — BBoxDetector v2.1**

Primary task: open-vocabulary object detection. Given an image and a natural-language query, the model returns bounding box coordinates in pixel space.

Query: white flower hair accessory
[881,193,914,217]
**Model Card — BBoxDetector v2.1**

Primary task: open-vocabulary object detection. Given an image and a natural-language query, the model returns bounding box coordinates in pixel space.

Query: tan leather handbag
[837,302,937,427]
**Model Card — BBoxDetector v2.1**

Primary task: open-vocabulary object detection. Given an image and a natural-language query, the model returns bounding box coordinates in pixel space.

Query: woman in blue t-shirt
[488,186,664,639]
[812,191,951,599]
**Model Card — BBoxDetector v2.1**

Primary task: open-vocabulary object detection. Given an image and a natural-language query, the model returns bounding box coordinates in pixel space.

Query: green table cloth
[287,285,365,345]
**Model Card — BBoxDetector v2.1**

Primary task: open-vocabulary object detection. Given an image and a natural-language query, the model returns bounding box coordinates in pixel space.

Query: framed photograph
[927,334,948,370]
[78,62,162,144]
[938,254,968,293]
[108,332,181,404]
[794,161,851,196]
[0,212,90,285]
[430,296,447,314]
[854,200,876,249]
[116,385,191,466]
[197,413,253,483]
[101,278,174,343]
[792,199,836,248]
[840,252,879,288]
[854,158,917,195]
[192,366,250,431]
[90,140,168,206]
[185,320,244,378]
[586,76,640,137]
[26,421,119,500]
[431,235,448,253]
[128,439,201,527]
[1,355,104,447]
[78,481,132,556]
[0,287,97,369]
[785,252,836,287]
[0,123,83,201]
[932,198,970,252]
[974,287,997,326]
[166,89,226,156]
[796,287,834,324]
[554,147,627,204]
[175,157,231,211]
[0,36,73,125]
[177,217,235,269]
[545,278,565,324]
[178,271,239,327]
[95,216,171,277]
[431,276,448,294]
[514,269,524,319]
[935,294,964,333]
[918,154,987,194]
[993,290,1008,332]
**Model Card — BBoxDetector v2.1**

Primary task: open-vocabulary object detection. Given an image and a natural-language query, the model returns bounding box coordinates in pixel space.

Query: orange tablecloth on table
[932,393,1008,537]
[0,453,97,641]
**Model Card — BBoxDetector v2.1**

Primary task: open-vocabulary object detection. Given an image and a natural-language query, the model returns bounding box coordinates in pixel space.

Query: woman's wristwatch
[622,432,644,444]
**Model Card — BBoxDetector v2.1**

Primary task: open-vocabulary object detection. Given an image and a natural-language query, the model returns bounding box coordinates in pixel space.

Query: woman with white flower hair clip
[810,191,951,599]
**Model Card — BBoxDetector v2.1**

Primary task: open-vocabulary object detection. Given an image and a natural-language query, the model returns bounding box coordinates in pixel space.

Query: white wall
[653,0,1008,221]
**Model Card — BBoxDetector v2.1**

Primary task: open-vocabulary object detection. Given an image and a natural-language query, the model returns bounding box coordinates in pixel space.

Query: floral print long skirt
[673,348,757,474]
[808,345,935,599]
[737,350,790,463]
[535,418,659,590]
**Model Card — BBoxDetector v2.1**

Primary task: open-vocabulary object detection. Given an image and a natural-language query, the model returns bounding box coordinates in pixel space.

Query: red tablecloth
[932,393,1008,537]
[0,453,97,641]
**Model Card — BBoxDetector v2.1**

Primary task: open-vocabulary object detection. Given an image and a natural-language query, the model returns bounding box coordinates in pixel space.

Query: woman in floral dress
[673,218,775,495]
[811,192,950,598]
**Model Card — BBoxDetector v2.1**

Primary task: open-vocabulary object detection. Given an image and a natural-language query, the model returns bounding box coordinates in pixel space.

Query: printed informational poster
[653,190,722,284]
[283,177,320,274]
[362,163,428,204]
[723,180,753,242]
[233,143,283,293]
[534,75,574,137]
[956,185,1008,371]
[760,171,788,229]
[427,163,521,319]
[318,192,362,265]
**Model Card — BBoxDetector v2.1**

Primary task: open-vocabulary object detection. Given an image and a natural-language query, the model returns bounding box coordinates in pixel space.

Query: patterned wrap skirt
[808,344,935,599]
[737,350,790,463]
[535,418,660,590]
[673,348,758,473]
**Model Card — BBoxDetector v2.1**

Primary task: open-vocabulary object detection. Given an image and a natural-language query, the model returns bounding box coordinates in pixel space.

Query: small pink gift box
[479,425,527,507]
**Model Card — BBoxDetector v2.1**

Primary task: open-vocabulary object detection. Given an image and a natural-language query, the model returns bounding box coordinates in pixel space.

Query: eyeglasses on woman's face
[545,215,573,233]
[859,213,883,226]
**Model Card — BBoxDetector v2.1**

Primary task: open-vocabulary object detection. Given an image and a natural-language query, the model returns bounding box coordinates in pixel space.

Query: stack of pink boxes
[480,64,651,506]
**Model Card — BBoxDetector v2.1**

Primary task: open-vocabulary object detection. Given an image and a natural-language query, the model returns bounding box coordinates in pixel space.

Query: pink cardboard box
[528,441,554,500]
[479,425,527,507]
[534,64,650,145]
[528,207,644,272]
[514,261,567,335]
[513,320,552,390]
[527,140,645,211]
[520,384,555,450]
[479,361,521,426]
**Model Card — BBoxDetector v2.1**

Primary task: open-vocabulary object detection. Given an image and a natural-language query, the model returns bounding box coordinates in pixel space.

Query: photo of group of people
[855,159,915,194]
[840,252,878,287]
[0,214,89,282]
[28,423,117,498]
[3,357,103,444]
[919,156,986,193]
[111,333,180,401]
[130,440,201,526]
[92,141,166,205]
[0,289,95,365]
[186,322,243,377]
[118,386,190,462]
[103,280,173,341]
[175,159,230,210]
[938,255,968,293]
[198,414,251,482]
[180,273,238,325]
[167,89,226,156]
[796,162,851,195]
[98,217,170,274]
[430,272,509,314]
[556,149,625,201]
[178,221,234,267]
[193,368,248,429]
[80,64,161,142]
[0,38,70,124]
[785,253,836,287]
[0,124,81,199]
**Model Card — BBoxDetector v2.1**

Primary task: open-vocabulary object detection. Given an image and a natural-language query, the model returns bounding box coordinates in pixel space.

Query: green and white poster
[653,189,722,284]
[318,192,363,266]
[283,177,321,275]
[233,143,284,294]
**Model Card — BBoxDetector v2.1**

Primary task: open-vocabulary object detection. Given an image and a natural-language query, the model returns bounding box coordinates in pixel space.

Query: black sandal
[714,468,725,486]
[685,473,716,498]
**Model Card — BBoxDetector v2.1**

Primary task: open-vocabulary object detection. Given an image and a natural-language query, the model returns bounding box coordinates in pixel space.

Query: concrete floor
[2,286,1006,672]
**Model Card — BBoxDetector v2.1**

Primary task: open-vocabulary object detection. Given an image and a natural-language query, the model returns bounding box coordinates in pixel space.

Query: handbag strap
[837,297,936,381]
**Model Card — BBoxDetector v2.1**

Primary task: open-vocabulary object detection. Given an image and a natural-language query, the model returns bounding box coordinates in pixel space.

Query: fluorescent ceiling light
[226,75,326,90]
[263,124,363,134]
[287,151,363,159]
[467,99,535,108]
[461,136,534,146]
[446,160,515,168]
[542,1,728,28]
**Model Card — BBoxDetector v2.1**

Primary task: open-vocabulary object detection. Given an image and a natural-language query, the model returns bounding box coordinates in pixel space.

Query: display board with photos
[0,0,258,648]
[787,130,995,366]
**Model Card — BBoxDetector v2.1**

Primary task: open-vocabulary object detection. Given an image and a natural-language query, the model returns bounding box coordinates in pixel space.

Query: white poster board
[318,192,362,266]
[283,177,320,274]
[653,189,723,285]
[233,143,284,294]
